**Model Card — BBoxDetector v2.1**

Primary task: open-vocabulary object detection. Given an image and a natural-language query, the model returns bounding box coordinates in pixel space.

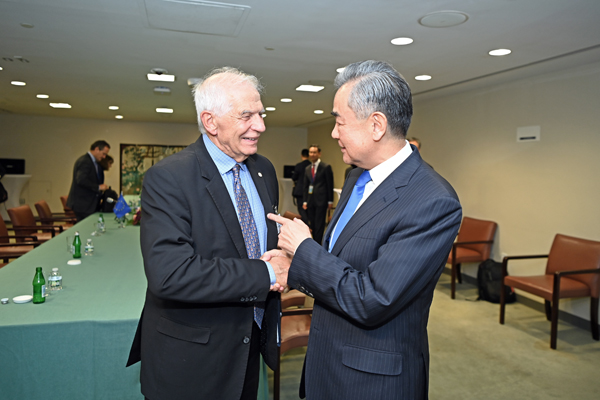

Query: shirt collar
[367,140,413,187]
[87,151,97,165]
[203,134,246,174]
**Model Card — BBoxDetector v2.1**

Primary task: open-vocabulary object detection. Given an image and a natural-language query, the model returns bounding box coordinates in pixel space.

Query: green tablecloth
[0,214,269,400]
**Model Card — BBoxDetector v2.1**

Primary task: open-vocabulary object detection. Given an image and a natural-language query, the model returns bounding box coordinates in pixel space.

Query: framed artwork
[119,144,186,195]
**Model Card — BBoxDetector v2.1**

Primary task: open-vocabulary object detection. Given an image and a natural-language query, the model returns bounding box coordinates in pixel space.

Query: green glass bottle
[73,231,82,259]
[32,267,46,304]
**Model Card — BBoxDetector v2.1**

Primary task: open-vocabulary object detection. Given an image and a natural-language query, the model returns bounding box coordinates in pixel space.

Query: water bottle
[98,214,106,233]
[73,232,82,259]
[48,268,62,291]
[32,267,46,304]
[84,238,94,256]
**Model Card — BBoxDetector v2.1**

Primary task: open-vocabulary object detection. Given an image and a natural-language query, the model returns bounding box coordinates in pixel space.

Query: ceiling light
[20,23,34,28]
[147,68,176,82]
[265,107,276,111]
[261,113,267,118]
[280,98,292,103]
[296,84,324,92]
[154,86,171,94]
[336,67,345,73]
[115,115,123,119]
[415,75,432,81]
[0,67,3,71]
[391,37,413,46]
[49,103,72,109]
[489,48,512,56]
[156,108,174,113]
[108,106,119,110]
[36,94,49,99]
[314,110,324,114]
[11,81,26,86]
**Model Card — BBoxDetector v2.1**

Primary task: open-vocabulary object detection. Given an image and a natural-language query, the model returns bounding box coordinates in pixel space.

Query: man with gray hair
[266,60,462,399]
[127,67,288,400]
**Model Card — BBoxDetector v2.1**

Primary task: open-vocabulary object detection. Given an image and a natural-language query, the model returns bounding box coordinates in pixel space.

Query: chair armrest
[281,290,308,308]
[282,308,313,316]
[13,225,59,237]
[453,240,494,247]
[501,254,549,277]
[41,216,76,223]
[0,241,42,248]
[555,268,600,277]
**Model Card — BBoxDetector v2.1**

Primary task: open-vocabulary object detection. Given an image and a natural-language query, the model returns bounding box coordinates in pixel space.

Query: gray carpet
[270,273,600,399]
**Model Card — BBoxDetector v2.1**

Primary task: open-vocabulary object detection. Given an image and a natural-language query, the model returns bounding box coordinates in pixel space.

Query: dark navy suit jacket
[127,137,280,400]
[288,146,462,400]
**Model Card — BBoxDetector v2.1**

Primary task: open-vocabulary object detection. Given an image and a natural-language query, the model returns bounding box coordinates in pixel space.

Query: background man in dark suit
[126,67,288,400]
[291,148,310,223]
[302,144,333,244]
[66,140,110,221]
[267,60,462,399]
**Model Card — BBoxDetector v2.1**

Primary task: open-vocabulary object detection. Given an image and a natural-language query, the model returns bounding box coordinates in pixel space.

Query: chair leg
[456,263,462,284]
[499,279,506,324]
[544,300,552,321]
[550,299,559,350]
[450,262,456,300]
[591,297,599,341]
[274,348,281,400]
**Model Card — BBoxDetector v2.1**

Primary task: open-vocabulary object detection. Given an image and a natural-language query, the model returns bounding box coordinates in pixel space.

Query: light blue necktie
[329,170,371,250]
[232,164,265,327]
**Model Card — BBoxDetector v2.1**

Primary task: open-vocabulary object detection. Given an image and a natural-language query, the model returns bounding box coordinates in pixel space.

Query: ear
[370,112,388,142]
[201,110,218,136]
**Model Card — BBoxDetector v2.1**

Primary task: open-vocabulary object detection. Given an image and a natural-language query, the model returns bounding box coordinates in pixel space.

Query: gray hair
[334,60,412,138]
[192,67,263,134]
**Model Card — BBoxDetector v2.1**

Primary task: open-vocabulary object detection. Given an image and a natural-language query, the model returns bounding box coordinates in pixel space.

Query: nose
[252,114,266,133]
[331,125,339,139]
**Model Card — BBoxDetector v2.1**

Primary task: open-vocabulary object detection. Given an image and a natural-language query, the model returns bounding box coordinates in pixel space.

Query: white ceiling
[1,0,599,128]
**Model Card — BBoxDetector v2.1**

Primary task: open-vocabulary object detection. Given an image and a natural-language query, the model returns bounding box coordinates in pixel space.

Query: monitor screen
[0,158,25,175]
[282,165,295,179]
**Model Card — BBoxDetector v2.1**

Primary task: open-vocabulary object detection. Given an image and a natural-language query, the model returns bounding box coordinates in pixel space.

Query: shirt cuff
[264,261,276,285]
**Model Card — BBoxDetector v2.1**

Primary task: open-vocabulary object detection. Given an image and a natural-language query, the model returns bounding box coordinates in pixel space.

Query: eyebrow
[331,111,339,117]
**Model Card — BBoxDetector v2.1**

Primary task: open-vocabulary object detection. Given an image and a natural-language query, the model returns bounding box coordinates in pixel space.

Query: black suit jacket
[127,137,280,400]
[291,159,311,198]
[66,153,101,215]
[303,161,334,207]
[289,147,462,400]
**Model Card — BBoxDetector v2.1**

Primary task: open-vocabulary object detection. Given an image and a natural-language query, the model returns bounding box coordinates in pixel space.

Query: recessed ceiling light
[336,67,345,73]
[11,81,26,86]
[261,113,267,118]
[49,103,72,109]
[147,73,175,82]
[314,110,324,114]
[280,98,292,103]
[296,84,324,92]
[20,23,34,28]
[489,48,511,56]
[36,94,49,99]
[0,67,3,71]
[108,106,119,110]
[156,108,174,113]
[154,86,171,94]
[415,75,432,81]
[391,37,414,46]
[115,115,123,119]
[265,107,276,111]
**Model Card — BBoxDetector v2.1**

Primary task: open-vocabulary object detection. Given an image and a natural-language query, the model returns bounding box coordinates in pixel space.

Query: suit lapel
[192,138,248,259]
[329,151,422,256]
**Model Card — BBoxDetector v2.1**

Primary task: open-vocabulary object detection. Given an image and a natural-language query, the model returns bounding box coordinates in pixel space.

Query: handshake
[263,212,313,293]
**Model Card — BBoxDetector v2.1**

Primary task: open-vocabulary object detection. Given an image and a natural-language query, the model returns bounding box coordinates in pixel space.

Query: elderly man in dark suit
[267,60,462,399]
[66,140,110,221]
[302,144,334,244]
[126,67,288,400]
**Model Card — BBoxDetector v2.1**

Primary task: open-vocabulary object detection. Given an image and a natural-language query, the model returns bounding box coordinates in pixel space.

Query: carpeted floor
[270,273,600,399]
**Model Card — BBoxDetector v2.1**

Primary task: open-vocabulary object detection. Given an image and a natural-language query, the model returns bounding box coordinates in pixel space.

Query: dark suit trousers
[307,203,327,245]
[294,196,309,224]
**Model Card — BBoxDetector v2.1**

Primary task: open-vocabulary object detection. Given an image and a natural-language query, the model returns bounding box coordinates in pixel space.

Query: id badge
[308,185,314,194]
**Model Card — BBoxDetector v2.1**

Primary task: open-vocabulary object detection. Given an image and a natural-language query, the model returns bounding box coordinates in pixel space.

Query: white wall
[0,114,306,213]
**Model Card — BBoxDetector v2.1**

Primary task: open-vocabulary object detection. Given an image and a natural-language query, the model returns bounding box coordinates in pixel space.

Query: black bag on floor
[477,259,516,303]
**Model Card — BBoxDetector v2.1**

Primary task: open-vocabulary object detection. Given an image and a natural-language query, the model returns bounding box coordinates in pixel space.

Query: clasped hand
[263,213,312,292]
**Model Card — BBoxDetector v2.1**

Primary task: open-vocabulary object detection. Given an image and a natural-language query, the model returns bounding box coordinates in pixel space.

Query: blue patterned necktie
[329,170,372,250]
[232,164,265,327]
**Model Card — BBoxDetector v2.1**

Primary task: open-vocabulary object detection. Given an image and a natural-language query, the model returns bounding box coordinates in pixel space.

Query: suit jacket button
[243,336,250,344]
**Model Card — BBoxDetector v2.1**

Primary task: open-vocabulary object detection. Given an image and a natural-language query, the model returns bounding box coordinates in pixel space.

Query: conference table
[0,214,270,400]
